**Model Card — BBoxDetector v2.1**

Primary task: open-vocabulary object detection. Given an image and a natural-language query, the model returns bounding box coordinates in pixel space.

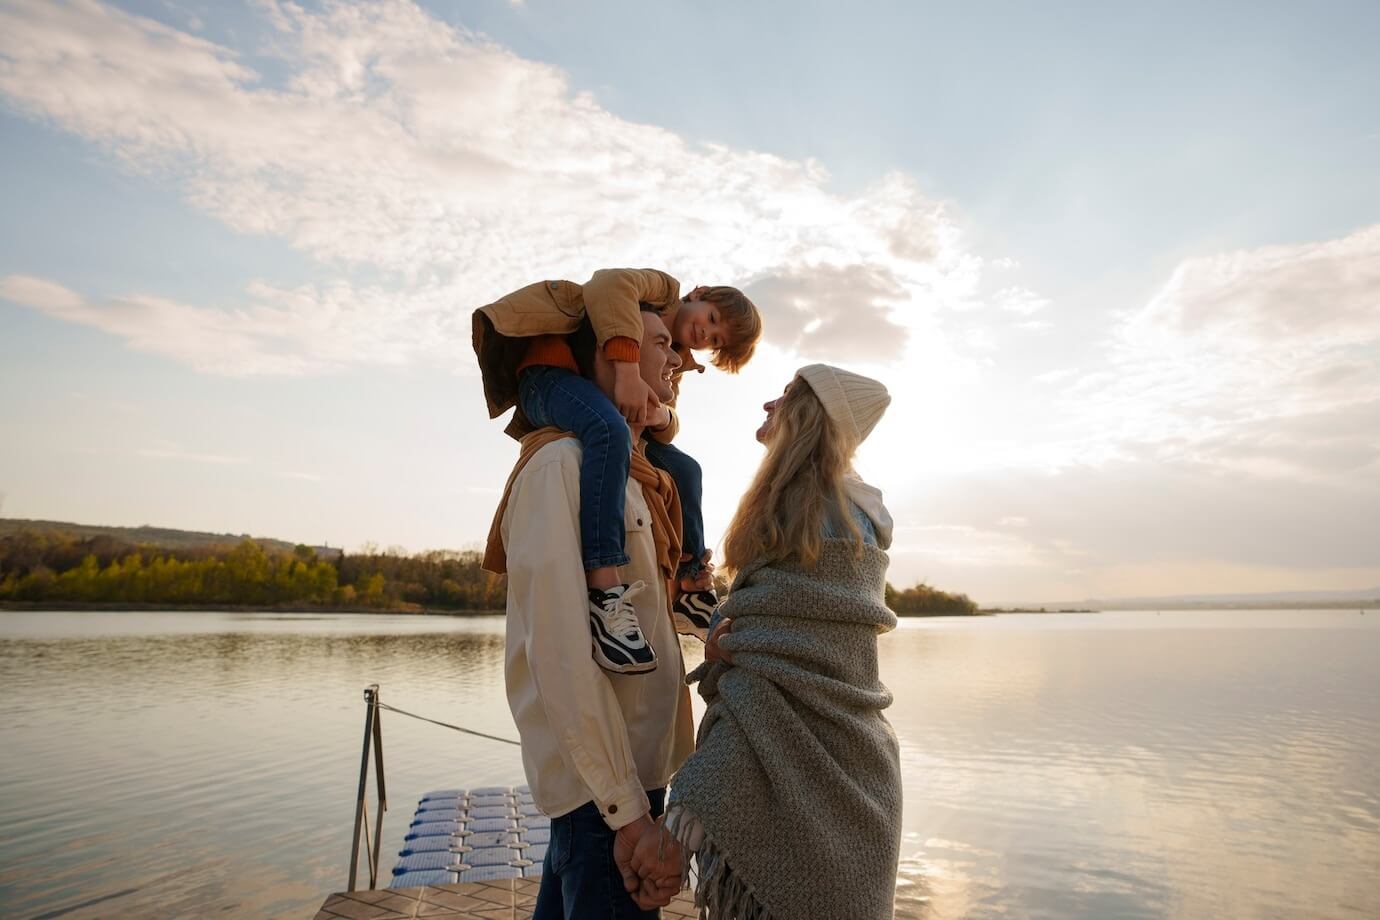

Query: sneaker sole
[671,611,709,642]
[672,592,714,639]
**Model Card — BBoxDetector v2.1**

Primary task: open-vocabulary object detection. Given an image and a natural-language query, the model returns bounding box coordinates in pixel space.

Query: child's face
[673,294,727,352]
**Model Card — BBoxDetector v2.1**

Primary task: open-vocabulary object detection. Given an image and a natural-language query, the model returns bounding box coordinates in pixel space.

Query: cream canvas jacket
[501,438,695,829]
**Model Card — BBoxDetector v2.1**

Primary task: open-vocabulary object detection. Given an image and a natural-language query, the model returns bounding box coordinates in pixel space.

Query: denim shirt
[821,500,879,546]
[709,501,877,636]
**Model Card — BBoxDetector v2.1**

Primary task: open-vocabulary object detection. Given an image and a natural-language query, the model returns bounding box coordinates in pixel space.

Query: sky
[1,0,1377,604]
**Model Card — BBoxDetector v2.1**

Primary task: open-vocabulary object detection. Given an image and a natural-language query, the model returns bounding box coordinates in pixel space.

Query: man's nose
[667,350,682,369]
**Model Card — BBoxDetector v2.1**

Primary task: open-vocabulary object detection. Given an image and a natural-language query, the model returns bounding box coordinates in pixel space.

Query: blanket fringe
[665,804,775,920]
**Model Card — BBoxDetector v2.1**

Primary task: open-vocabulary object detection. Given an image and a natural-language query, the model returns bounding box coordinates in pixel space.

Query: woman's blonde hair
[720,379,863,577]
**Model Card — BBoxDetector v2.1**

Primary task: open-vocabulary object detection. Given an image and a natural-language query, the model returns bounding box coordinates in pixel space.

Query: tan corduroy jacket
[473,268,693,440]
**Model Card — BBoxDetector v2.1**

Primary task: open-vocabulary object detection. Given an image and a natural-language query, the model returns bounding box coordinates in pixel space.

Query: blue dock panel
[390,785,556,888]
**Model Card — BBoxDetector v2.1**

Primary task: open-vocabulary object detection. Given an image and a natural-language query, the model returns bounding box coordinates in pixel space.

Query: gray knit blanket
[666,539,902,920]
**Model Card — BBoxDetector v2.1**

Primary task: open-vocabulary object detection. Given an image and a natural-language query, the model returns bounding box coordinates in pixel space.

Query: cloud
[1072,222,1380,479]
[2,273,349,374]
[743,264,909,360]
[1133,226,1380,344]
[0,275,85,311]
[889,523,1043,569]
[883,226,1380,600]
[0,0,1005,376]
[993,286,1049,316]
[137,447,247,464]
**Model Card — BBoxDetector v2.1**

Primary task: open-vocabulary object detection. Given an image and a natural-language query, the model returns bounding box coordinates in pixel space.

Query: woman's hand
[705,616,733,664]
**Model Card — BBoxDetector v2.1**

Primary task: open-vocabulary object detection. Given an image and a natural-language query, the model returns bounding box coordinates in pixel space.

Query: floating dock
[314,785,696,919]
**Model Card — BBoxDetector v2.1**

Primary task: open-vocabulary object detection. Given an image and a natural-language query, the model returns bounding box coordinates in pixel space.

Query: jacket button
[636,518,644,526]
[608,804,618,814]
[549,281,558,289]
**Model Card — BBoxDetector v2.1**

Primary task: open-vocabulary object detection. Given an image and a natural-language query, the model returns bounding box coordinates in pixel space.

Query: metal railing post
[347,684,387,891]
[371,687,387,886]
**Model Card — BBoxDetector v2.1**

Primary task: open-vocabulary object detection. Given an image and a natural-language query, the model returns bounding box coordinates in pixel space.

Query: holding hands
[613,813,684,910]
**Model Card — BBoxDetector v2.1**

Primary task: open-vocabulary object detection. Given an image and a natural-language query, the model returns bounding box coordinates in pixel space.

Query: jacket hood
[844,474,894,550]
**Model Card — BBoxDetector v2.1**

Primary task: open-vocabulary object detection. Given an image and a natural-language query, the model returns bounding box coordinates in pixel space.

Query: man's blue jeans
[532,788,667,920]
[518,366,632,570]
[641,439,706,581]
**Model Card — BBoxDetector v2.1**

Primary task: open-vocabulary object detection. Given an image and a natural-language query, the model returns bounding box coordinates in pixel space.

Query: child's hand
[646,404,672,432]
[706,617,733,664]
[614,362,658,425]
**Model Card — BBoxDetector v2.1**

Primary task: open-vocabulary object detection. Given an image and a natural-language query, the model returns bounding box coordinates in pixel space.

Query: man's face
[640,311,681,403]
[673,289,728,351]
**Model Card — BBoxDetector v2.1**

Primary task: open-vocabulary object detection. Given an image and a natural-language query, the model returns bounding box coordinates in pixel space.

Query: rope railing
[375,700,521,746]
[346,686,521,890]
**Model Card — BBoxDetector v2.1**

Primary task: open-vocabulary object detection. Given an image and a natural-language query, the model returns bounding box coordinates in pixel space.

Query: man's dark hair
[570,304,664,377]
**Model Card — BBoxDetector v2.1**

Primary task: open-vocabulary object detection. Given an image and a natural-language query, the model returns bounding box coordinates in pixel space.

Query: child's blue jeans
[642,438,707,582]
[518,366,631,571]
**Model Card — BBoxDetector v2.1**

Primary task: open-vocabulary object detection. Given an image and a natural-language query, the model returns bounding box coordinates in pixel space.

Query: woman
[663,364,903,920]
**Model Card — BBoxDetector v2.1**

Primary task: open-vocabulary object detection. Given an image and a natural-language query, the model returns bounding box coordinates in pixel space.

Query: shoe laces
[605,580,647,637]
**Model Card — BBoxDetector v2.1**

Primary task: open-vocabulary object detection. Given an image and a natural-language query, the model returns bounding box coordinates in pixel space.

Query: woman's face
[756,384,790,443]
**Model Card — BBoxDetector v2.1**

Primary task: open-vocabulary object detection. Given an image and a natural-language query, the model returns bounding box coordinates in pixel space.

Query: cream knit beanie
[794,364,891,449]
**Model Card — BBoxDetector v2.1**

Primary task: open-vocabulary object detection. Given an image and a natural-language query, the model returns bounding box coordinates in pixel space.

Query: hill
[0,518,340,559]
[0,518,980,615]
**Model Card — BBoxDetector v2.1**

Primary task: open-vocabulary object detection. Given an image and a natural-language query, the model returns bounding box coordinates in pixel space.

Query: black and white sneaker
[588,581,656,674]
[672,589,717,642]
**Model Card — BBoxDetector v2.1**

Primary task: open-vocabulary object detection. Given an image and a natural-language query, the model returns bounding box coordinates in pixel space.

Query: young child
[473,269,762,673]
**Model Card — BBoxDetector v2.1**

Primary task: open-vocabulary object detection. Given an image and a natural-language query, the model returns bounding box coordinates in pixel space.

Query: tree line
[0,529,977,615]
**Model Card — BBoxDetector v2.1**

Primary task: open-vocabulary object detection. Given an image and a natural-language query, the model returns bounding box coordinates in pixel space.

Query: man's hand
[613,814,684,909]
[613,814,653,897]
[634,873,683,910]
[629,817,684,908]
[614,361,657,426]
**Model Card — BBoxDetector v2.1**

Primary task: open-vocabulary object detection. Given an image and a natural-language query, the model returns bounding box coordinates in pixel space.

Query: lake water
[2,610,1377,919]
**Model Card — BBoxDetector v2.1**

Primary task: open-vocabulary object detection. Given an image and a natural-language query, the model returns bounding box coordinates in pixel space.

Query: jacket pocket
[623,492,652,537]
[501,280,563,314]
[547,280,584,318]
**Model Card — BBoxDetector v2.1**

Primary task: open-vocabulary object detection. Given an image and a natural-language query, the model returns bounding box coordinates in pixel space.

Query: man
[486,308,693,917]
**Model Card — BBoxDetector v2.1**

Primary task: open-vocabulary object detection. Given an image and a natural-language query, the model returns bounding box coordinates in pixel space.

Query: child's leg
[518,366,632,581]
[642,439,707,587]
[644,438,715,640]
[519,366,655,673]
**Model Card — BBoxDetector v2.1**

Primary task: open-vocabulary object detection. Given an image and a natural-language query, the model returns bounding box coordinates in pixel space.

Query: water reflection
[2,611,1377,918]
[881,612,1380,920]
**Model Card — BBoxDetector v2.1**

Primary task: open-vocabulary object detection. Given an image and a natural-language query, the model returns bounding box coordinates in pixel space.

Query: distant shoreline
[0,604,993,617]
[2,601,1002,618]
[3,602,1373,616]
[0,601,503,616]
[980,607,1097,614]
